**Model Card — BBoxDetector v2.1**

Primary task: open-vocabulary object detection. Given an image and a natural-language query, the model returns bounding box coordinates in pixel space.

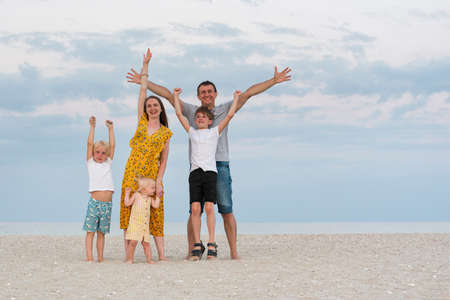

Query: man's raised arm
[126,68,180,110]
[236,66,291,111]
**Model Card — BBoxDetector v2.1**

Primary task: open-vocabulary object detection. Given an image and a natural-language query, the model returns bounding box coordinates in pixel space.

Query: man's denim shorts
[83,197,112,234]
[189,161,233,214]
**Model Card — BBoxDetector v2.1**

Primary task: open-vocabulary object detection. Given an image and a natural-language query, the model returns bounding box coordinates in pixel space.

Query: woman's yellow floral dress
[120,114,172,236]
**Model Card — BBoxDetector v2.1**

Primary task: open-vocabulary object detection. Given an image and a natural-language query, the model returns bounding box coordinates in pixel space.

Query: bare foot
[125,260,133,264]
[231,253,241,260]
[98,258,104,263]
[86,259,94,263]
[159,257,168,262]
[147,260,156,264]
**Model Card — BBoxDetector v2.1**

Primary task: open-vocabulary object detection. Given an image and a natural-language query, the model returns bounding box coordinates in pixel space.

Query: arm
[137,49,152,120]
[218,91,241,134]
[126,50,182,112]
[151,196,161,209]
[127,69,179,109]
[105,120,115,160]
[86,116,96,160]
[124,188,135,207]
[173,88,190,132]
[155,139,170,198]
[236,66,291,111]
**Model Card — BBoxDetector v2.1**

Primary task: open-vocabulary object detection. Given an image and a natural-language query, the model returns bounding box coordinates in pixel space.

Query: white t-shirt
[189,127,220,173]
[87,157,114,192]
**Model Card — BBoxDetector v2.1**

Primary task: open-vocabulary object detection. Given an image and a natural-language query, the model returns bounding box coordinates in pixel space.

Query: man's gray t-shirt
[183,101,232,162]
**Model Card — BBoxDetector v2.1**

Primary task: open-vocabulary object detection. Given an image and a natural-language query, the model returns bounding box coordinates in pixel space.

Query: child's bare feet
[98,258,104,263]
[147,260,156,264]
[125,260,133,264]
[159,256,168,262]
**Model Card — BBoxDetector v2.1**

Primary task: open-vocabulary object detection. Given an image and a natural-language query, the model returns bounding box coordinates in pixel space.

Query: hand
[125,187,132,194]
[233,90,242,99]
[143,48,152,65]
[173,88,182,96]
[126,68,141,84]
[105,120,113,128]
[273,66,292,84]
[156,181,163,198]
[89,116,96,126]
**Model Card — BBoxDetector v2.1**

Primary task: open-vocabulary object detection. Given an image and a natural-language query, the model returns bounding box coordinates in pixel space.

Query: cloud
[236,91,450,126]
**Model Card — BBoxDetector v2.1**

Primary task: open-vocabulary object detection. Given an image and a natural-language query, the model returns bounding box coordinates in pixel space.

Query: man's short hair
[195,106,214,121]
[197,80,217,96]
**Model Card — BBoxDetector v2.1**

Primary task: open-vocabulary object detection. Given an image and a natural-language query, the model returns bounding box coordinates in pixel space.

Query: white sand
[1,234,448,299]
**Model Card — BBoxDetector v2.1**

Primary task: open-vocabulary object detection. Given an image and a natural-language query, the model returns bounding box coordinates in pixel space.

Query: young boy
[173,87,240,260]
[84,116,115,262]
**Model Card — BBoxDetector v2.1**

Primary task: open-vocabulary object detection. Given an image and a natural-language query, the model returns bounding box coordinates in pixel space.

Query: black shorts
[189,168,217,204]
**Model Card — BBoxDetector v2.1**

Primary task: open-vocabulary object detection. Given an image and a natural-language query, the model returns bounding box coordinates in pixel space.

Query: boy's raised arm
[218,90,241,134]
[106,120,115,160]
[87,116,96,161]
[173,88,190,132]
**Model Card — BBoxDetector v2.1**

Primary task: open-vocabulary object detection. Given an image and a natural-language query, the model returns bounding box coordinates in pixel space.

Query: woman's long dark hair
[143,95,168,127]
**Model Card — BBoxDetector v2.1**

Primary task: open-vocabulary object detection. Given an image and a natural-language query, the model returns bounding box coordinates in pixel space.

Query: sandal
[207,242,218,259]
[190,241,205,261]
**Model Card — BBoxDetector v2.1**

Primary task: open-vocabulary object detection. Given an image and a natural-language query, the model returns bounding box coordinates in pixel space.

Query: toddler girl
[124,177,160,264]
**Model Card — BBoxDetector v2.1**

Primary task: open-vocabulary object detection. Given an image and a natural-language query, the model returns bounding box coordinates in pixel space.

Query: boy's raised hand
[233,90,242,99]
[89,116,96,127]
[273,66,292,84]
[105,120,113,128]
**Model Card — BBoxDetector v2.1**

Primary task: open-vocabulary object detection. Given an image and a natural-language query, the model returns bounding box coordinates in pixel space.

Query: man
[127,61,291,259]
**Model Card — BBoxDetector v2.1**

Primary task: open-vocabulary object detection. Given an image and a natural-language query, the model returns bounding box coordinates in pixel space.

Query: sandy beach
[1,234,448,299]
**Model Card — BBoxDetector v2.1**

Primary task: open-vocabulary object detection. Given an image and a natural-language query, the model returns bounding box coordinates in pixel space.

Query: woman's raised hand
[143,48,152,65]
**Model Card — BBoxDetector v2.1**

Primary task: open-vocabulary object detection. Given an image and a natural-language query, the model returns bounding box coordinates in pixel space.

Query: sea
[0,222,448,235]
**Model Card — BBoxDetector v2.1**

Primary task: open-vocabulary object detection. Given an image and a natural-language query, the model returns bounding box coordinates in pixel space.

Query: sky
[0,0,449,223]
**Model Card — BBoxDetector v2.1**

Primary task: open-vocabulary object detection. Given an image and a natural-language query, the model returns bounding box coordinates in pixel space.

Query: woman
[120,49,172,261]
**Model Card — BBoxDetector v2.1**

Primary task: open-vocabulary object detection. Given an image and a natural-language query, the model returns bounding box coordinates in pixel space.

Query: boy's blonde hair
[93,140,110,156]
[136,176,156,192]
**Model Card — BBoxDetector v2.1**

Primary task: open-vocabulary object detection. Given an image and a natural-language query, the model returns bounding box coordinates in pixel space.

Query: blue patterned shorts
[83,197,112,234]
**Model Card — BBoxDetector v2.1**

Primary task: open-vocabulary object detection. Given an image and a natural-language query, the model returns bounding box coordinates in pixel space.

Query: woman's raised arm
[137,48,152,120]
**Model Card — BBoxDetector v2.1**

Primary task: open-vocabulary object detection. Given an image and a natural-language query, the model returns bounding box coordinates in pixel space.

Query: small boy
[173,87,240,260]
[83,116,115,262]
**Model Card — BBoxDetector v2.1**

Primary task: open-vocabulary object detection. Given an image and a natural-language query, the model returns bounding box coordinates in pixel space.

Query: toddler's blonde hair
[136,176,156,192]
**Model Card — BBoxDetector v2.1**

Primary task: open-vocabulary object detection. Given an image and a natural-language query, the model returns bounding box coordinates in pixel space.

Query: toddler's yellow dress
[126,192,152,242]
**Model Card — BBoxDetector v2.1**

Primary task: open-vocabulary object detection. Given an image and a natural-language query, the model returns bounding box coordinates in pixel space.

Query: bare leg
[126,240,138,263]
[85,232,95,262]
[153,236,167,261]
[222,213,239,259]
[123,230,129,260]
[190,203,202,260]
[96,231,105,262]
[205,202,216,258]
[186,215,195,259]
[142,241,156,264]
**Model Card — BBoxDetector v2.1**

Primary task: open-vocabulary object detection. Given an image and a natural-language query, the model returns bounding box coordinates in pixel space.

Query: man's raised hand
[273,66,292,84]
